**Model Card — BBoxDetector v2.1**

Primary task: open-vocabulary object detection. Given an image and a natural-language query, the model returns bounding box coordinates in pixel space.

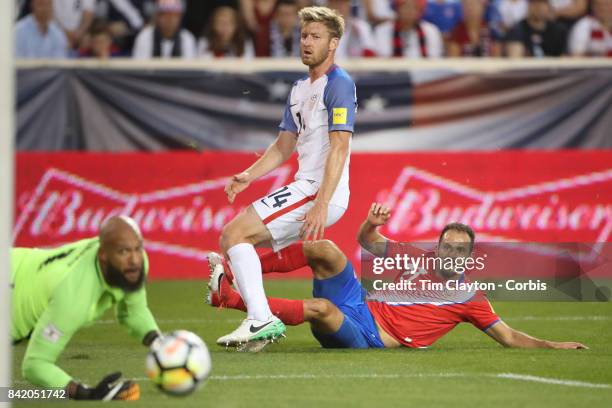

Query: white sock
[226,243,272,321]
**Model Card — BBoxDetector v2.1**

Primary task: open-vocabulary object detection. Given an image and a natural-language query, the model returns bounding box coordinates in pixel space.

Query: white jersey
[568,16,612,57]
[53,0,95,32]
[279,65,357,209]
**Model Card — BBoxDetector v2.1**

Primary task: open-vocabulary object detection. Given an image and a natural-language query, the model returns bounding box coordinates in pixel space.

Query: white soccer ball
[146,330,212,396]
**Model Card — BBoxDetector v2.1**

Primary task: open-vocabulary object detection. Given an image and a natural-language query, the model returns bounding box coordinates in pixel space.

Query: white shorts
[252,179,346,252]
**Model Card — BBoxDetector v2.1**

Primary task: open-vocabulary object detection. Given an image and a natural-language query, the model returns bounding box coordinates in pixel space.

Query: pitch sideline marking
[13,372,611,389]
[494,373,611,389]
[84,372,610,389]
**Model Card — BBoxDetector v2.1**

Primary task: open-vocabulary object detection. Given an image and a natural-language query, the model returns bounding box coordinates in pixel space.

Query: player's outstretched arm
[224,130,297,203]
[299,130,351,241]
[20,290,86,390]
[485,321,588,349]
[357,203,392,257]
[116,287,161,344]
[20,307,138,400]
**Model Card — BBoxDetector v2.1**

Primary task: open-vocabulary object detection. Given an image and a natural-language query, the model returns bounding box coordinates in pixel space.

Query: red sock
[225,297,304,326]
[221,259,235,283]
[220,290,304,326]
[260,242,308,274]
[268,298,305,325]
[215,273,243,309]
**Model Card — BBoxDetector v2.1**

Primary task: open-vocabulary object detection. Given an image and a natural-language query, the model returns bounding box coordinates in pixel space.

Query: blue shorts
[311,261,384,349]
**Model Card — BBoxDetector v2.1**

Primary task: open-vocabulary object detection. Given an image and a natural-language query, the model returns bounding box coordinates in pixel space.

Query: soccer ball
[146,330,212,396]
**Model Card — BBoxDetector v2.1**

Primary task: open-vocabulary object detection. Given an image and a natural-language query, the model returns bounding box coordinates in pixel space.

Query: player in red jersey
[207,203,587,350]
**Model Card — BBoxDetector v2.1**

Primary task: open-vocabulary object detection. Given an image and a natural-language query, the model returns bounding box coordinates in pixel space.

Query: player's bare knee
[305,298,334,320]
[304,240,346,279]
[304,240,339,264]
[219,224,242,252]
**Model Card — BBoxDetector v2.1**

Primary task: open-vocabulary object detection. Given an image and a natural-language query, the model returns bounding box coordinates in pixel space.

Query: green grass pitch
[11,280,612,407]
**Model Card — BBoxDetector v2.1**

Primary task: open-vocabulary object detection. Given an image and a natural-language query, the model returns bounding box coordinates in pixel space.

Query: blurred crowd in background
[14,0,612,60]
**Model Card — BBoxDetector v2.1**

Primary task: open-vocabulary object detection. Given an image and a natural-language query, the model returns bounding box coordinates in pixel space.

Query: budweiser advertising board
[14,152,612,279]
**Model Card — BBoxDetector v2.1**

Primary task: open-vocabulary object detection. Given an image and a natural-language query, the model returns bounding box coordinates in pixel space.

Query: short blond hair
[298,6,345,39]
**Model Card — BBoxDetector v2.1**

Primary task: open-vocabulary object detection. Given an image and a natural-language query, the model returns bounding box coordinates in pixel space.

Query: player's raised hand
[225,172,251,203]
[298,201,328,241]
[367,203,391,226]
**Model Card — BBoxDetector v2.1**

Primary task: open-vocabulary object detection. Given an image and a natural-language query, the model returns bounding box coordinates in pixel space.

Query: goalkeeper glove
[71,372,140,401]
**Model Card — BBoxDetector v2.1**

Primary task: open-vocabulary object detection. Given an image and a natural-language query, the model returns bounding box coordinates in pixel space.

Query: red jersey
[367,243,500,348]
[367,294,500,348]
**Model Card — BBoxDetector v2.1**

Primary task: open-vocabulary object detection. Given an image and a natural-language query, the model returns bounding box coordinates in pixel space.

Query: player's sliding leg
[207,251,342,331]
[216,206,286,346]
[208,267,306,326]
[210,240,364,345]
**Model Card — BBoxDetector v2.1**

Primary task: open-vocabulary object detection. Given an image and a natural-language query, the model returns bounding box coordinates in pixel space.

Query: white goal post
[1,0,15,406]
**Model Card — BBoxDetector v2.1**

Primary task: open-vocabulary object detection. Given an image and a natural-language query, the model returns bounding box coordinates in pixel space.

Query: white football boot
[216,316,286,348]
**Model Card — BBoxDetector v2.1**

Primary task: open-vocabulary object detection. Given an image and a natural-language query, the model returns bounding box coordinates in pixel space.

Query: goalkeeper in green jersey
[11,216,162,401]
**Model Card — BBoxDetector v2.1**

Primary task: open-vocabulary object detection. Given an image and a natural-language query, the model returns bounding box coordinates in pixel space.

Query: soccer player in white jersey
[216,6,357,347]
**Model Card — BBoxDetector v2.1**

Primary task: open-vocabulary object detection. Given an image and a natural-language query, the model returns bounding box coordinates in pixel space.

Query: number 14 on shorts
[260,186,293,209]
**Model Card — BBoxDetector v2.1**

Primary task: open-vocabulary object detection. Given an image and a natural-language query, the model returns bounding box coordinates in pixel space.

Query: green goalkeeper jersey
[10,237,159,388]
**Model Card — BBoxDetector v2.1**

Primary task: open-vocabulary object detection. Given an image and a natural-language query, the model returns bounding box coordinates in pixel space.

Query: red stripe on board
[262,194,317,225]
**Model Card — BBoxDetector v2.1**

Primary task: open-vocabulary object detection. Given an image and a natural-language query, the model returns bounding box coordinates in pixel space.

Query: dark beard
[103,262,145,292]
